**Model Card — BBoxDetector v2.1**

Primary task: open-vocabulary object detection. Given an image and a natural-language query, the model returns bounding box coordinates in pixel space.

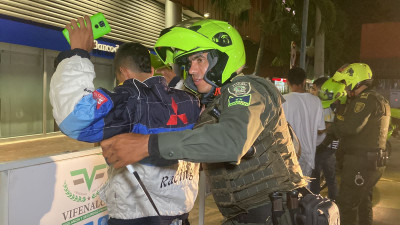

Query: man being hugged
[50,16,201,225]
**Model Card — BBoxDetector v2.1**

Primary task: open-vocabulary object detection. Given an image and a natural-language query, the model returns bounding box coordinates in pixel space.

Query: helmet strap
[183,75,198,94]
[200,86,217,105]
[183,75,217,105]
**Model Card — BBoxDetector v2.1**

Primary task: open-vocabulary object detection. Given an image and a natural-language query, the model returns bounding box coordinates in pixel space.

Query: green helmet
[150,53,166,70]
[332,63,373,90]
[154,18,245,87]
[319,78,347,108]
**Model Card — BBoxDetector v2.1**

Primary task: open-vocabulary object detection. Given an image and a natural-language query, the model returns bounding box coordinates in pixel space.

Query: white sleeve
[317,99,326,131]
[49,55,96,125]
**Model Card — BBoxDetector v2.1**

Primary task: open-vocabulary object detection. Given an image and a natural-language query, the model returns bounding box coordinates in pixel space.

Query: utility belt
[231,188,340,225]
[270,189,302,225]
[231,189,304,224]
[367,149,388,169]
[231,202,273,224]
[347,149,388,170]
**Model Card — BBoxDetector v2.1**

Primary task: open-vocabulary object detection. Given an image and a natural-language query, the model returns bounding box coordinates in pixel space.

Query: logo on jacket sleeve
[228,95,251,107]
[228,82,251,96]
[167,97,188,125]
[93,90,108,109]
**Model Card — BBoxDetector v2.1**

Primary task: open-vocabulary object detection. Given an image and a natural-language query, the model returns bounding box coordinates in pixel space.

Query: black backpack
[296,193,340,225]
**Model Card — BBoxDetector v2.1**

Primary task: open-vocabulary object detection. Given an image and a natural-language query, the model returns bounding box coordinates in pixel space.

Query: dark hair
[313,77,328,89]
[288,67,306,85]
[114,42,151,74]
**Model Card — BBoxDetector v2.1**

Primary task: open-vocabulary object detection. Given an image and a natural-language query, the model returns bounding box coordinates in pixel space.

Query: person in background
[282,67,326,181]
[151,53,184,89]
[155,66,184,89]
[310,77,347,200]
[49,15,201,225]
[309,77,327,97]
[100,18,307,225]
[329,63,390,225]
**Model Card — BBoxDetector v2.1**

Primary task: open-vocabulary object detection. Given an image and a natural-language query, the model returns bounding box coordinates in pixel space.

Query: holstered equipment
[367,149,388,170]
[271,192,285,224]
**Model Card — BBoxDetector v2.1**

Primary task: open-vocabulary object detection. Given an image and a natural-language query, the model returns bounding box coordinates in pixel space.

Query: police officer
[329,63,390,225]
[101,18,307,225]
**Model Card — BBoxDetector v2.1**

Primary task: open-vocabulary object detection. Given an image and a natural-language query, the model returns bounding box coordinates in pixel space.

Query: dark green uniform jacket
[332,88,390,154]
[154,74,306,219]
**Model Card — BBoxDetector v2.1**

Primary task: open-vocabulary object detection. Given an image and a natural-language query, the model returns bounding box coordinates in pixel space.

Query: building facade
[0,0,195,139]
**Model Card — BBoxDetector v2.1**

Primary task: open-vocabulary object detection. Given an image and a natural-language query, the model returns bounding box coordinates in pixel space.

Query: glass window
[0,42,115,139]
[0,43,44,138]
[45,49,60,133]
[92,56,115,90]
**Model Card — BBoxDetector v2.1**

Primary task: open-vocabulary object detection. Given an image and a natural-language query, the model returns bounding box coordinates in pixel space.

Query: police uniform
[150,74,307,225]
[331,88,390,225]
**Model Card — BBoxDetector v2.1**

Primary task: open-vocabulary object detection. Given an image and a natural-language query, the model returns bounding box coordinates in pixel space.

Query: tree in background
[306,0,337,78]
[211,0,300,76]
[210,0,392,79]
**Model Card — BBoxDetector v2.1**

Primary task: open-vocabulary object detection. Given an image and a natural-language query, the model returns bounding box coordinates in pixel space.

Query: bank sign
[8,153,109,225]
[0,17,121,59]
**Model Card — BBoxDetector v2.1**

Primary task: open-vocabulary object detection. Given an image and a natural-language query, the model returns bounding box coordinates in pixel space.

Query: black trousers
[338,154,384,225]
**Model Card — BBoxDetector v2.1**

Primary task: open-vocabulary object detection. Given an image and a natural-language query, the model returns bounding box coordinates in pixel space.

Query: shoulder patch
[228,82,251,97]
[360,93,369,99]
[336,114,344,121]
[354,102,365,113]
[228,95,251,107]
[93,90,108,109]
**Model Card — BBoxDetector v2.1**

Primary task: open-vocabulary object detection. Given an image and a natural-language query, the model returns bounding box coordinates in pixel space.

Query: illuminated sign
[94,40,119,53]
[272,78,287,82]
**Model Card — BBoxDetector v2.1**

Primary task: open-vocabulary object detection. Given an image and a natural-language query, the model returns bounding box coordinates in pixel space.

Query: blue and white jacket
[50,54,201,220]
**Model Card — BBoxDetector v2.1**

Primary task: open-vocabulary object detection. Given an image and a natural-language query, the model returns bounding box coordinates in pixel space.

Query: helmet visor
[154,19,218,65]
[319,89,334,101]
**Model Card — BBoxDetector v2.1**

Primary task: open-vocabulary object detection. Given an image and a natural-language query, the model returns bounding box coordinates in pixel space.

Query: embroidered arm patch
[228,95,251,107]
[354,102,365,113]
[228,82,251,96]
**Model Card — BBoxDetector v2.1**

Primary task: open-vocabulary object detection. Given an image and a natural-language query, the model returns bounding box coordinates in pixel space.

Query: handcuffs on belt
[354,172,365,186]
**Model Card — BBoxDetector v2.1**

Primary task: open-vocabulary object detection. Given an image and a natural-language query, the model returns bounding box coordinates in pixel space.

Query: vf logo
[64,164,107,203]
[70,164,107,191]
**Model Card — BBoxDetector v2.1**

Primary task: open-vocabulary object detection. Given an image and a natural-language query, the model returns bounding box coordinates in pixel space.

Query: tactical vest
[196,77,306,219]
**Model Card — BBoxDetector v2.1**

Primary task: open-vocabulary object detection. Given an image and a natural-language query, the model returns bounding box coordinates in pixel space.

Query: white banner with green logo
[7,150,109,225]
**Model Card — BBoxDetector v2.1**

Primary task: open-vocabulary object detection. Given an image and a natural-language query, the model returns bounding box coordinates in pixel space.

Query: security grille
[0,0,165,47]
